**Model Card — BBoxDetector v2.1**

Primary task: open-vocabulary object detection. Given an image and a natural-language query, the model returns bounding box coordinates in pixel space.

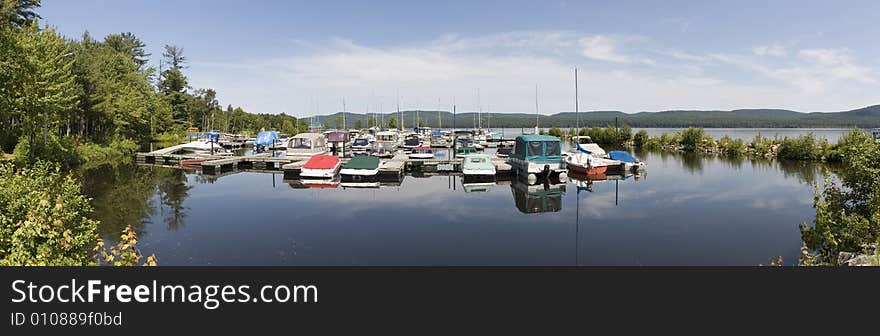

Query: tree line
[0,0,303,166]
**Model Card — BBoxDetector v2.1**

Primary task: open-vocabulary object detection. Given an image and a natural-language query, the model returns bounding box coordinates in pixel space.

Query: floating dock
[137,147,514,182]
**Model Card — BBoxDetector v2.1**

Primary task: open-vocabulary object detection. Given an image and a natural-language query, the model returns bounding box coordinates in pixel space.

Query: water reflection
[511,179,566,214]
[79,146,829,265]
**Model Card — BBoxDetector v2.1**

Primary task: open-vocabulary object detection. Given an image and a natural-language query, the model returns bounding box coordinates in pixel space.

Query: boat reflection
[462,180,495,193]
[510,178,566,214]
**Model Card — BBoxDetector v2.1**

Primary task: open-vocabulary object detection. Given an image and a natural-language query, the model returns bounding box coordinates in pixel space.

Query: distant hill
[306,105,880,129]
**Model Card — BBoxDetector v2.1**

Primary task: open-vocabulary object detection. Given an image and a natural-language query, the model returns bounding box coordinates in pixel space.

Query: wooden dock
[136,149,515,181]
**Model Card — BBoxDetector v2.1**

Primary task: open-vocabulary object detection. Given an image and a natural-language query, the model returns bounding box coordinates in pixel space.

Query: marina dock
[136,148,513,181]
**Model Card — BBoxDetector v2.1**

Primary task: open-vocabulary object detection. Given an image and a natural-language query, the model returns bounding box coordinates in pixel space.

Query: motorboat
[301,155,342,179]
[351,137,372,152]
[461,153,496,178]
[325,131,350,156]
[408,146,434,159]
[254,130,280,152]
[340,155,380,181]
[286,133,328,159]
[608,150,647,173]
[371,141,397,158]
[179,132,233,156]
[507,135,567,181]
[402,134,422,151]
[455,136,477,155]
[566,142,617,176]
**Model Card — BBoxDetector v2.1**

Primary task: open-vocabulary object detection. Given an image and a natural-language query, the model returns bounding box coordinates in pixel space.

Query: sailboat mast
[477,88,481,129]
[534,84,539,133]
[342,98,346,130]
[575,67,579,132]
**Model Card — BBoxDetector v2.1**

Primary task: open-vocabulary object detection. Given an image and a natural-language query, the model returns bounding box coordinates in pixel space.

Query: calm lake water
[80,139,826,266]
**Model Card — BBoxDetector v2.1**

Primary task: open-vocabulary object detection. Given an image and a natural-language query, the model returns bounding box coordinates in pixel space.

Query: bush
[777,133,823,160]
[547,127,564,138]
[633,130,649,147]
[678,127,707,152]
[13,135,80,168]
[717,135,745,155]
[0,161,99,266]
[75,138,138,168]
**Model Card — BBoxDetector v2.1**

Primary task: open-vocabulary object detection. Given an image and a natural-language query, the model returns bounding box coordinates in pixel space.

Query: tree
[353,120,362,129]
[17,23,78,162]
[633,130,649,147]
[367,116,376,128]
[1,0,41,28]
[158,45,189,126]
[103,32,149,68]
[388,115,397,129]
[333,115,343,129]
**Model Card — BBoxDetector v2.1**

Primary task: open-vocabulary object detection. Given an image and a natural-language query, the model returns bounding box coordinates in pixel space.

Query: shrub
[678,127,707,152]
[0,161,98,266]
[633,130,649,147]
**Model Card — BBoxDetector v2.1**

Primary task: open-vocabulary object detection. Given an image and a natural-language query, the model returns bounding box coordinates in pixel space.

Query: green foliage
[633,130,649,147]
[679,127,708,151]
[717,135,745,155]
[800,129,880,264]
[777,133,828,160]
[0,161,98,265]
[96,225,156,266]
[1,0,41,28]
[547,127,564,137]
[388,115,398,129]
[74,138,138,169]
[13,134,79,168]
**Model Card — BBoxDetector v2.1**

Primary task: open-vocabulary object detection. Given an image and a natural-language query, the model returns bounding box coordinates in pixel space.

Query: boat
[408,146,434,159]
[254,130,280,152]
[608,150,647,173]
[455,136,477,155]
[430,131,450,147]
[325,131,350,156]
[301,178,340,189]
[351,137,371,152]
[496,141,514,157]
[300,155,341,179]
[340,155,380,181]
[286,133,328,158]
[507,134,567,182]
[564,67,618,177]
[179,132,233,156]
[402,134,422,151]
[370,141,397,158]
[873,128,880,143]
[341,181,380,189]
[461,153,496,179]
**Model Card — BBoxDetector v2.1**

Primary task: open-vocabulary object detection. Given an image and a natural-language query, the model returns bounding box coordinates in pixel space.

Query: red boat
[565,153,608,175]
[301,155,341,179]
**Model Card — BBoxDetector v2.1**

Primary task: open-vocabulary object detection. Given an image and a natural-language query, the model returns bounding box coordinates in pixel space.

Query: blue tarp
[432,131,444,136]
[206,131,221,141]
[576,143,592,155]
[255,131,279,146]
[608,150,637,163]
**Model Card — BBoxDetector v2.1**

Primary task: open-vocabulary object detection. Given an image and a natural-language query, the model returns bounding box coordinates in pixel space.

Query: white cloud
[186,31,879,116]
[752,43,787,57]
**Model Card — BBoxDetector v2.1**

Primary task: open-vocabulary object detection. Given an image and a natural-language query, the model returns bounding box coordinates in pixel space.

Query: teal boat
[510,179,566,214]
[455,137,477,154]
[507,135,566,180]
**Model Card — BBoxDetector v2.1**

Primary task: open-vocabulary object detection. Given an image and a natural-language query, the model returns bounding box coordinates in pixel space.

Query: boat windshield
[544,141,561,156]
[290,138,313,149]
[353,139,369,146]
[528,141,543,156]
[468,157,486,163]
[377,134,395,141]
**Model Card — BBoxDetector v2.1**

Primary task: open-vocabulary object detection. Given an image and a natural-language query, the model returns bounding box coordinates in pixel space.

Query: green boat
[455,137,477,154]
[507,134,566,180]
[340,155,380,182]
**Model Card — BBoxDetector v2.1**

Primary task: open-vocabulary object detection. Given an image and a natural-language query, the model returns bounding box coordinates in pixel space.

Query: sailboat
[565,68,618,176]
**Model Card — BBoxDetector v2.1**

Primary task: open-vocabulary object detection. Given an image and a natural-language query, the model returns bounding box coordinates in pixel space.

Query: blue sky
[40,0,880,116]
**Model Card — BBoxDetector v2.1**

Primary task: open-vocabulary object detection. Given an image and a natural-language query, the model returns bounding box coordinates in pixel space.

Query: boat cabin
[286,133,328,157]
[508,135,565,176]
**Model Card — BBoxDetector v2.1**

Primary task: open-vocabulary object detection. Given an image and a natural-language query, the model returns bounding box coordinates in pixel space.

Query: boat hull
[340,168,379,177]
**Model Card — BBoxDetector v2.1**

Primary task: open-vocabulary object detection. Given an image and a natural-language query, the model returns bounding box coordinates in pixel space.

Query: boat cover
[432,131,444,136]
[304,155,340,169]
[255,131,279,146]
[343,155,379,169]
[326,131,349,142]
[608,151,637,163]
[413,146,432,151]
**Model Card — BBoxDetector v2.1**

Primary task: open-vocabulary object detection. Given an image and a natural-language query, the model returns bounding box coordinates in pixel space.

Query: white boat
[300,155,342,179]
[408,146,434,159]
[461,153,496,178]
[375,131,400,148]
[340,155,380,180]
[286,133,328,158]
[351,137,371,152]
[179,133,233,156]
[402,134,422,151]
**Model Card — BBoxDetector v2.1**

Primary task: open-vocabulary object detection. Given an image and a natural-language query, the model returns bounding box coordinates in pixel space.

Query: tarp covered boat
[301,155,341,178]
